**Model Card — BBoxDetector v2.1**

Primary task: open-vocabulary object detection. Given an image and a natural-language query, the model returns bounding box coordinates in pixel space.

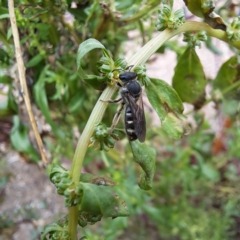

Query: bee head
[119,72,137,83]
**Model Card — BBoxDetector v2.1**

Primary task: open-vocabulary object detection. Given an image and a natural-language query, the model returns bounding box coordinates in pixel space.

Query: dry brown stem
[8,0,48,163]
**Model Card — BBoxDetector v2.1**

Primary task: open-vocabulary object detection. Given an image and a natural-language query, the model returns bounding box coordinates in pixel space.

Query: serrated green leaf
[33,65,65,139]
[129,141,156,190]
[146,78,190,138]
[76,38,107,90]
[213,56,238,98]
[76,182,129,218]
[172,47,206,103]
[10,116,39,162]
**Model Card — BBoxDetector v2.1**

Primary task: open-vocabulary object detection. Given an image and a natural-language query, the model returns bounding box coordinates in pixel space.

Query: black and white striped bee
[107,68,146,142]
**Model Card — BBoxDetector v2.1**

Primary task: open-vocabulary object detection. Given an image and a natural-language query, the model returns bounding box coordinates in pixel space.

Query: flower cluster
[156,5,185,31]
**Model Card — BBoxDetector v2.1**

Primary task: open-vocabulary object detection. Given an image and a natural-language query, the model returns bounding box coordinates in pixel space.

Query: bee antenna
[125,65,134,72]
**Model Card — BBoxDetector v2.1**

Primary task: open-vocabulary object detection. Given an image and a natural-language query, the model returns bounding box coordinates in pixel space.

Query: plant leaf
[68,91,86,113]
[201,163,220,181]
[172,47,207,104]
[26,54,44,68]
[10,116,39,162]
[213,55,238,99]
[0,7,9,19]
[0,48,11,64]
[80,173,116,186]
[41,223,68,240]
[0,85,17,117]
[77,39,105,74]
[146,78,190,139]
[7,86,18,113]
[0,100,14,117]
[0,31,11,52]
[0,75,13,84]
[183,0,226,30]
[76,38,107,90]
[76,182,129,218]
[33,65,65,139]
[129,141,156,190]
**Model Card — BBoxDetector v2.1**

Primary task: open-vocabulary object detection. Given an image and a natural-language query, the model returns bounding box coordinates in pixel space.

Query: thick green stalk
[69,84,118,181]
[68,206,78,240]
[68,84,118,239]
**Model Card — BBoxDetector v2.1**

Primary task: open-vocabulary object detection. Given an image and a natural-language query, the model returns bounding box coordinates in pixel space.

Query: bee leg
[109,103,125,134]
[125,65,134,71]
[101,98,122,103]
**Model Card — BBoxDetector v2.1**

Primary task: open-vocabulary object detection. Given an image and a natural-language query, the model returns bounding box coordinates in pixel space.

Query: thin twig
[8,0,48,163]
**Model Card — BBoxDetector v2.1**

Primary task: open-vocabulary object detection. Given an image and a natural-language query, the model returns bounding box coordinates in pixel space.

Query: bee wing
[126,93,146,142]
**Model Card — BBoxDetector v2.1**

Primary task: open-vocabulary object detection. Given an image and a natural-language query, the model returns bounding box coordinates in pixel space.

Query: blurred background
[1,0,240,239]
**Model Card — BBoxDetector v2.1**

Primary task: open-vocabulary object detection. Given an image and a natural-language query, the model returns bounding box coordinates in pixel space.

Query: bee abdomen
[125,106,137,141]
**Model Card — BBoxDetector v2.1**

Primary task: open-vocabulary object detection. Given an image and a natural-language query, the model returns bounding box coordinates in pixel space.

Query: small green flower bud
[156,5,185,31]
[114,58,127,69]
[183,31,207,48]
[227,17,240,41]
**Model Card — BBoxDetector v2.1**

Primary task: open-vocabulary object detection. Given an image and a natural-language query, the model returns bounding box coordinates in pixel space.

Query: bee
[106,67,146,142]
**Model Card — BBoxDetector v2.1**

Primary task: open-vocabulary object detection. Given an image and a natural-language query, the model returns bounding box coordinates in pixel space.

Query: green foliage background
[1,0,240,239]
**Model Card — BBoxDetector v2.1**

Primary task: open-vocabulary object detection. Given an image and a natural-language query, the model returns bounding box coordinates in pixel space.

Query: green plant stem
[123,0,160,23]
[128,21,240,67]
[67,20,240,240]
[68,206,78,240]
[222,79,240,95]
[82,0,98,41]
[68,85,118,239]
[185,79,240,116]
[69,84,118,182]
[60,15,81,44]
[177,21,240,49]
